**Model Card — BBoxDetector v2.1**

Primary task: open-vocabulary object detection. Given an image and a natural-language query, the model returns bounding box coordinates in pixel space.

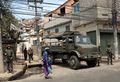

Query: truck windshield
[75,35,91,44]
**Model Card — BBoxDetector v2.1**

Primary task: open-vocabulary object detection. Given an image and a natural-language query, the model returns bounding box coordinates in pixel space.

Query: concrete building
[72,0,120,58]
[44,0,75,35]
[17,19,42,56]
[43,0,120,59]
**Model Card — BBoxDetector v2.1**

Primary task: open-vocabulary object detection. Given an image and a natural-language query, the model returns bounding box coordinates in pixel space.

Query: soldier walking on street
[28,47,33,63]
[23,47,27,60]
[5,45,14,73]
[106,44,114,65]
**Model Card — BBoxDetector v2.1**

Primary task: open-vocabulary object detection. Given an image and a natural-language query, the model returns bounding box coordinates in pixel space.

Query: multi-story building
[44,0,75,35]
[72,0,120,58]
[17,19,41,55]
[43,0,120,59]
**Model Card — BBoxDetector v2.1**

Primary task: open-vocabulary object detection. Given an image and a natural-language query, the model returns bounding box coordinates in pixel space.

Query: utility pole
[112,0,118,60]
[28,0,43,59]
[35,0,41,59]
[0,8,4,73]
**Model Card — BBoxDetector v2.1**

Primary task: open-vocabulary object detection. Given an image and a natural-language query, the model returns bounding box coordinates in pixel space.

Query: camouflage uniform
[106,45,113,65]
[28,48,33,63]
[5,46,14,73]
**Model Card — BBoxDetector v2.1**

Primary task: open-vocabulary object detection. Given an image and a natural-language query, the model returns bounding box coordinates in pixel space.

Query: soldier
[106,44,114,65]
[28,47,33,63]
[23,47,27,60]
[5,45,14,73]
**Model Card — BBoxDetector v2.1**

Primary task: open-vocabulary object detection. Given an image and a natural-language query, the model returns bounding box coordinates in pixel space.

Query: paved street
[7,61,120,82]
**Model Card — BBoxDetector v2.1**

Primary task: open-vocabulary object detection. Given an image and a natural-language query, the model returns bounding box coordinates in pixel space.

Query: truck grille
[80,47,98,55]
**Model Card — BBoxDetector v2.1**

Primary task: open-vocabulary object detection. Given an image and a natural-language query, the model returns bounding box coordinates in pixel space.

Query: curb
[27,63,43,68]
[0,64,27,82]
[8,64,27,81]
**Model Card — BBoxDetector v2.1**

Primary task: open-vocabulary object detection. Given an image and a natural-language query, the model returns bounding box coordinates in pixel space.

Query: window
[73,3,80,13]
[75,36,91,44]
[48,14,53,21]
[66,25,70,31]
[60,7,65,16]
[55,28,59,33]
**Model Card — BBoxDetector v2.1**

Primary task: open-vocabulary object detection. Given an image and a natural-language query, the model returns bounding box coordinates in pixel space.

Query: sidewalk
[17,53,43,68]
[0,54,119,81]
[0,60,27,81]
[0,53,42,81]
[101,56,120,63]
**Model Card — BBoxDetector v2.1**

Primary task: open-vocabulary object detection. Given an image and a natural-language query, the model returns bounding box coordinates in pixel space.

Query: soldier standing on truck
[106,44,114,65]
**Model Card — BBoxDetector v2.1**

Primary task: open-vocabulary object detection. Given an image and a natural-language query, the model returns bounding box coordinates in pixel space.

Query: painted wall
[44,0,74,23]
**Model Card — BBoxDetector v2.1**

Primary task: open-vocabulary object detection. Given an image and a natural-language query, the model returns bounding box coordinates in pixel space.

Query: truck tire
[87,59,97,67]
[62,59,68,64]
[69,55,80,69]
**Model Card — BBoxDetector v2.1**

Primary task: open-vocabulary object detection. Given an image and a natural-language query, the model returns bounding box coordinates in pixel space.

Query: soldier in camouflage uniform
[106,44,114,65]
[5,45,14,73]
[28,47,33,63]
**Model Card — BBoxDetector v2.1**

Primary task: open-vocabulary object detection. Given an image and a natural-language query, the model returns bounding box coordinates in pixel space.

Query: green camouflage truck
[42,31,100,69]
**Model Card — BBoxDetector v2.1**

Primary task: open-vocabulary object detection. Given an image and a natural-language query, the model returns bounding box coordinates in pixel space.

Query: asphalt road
[7,61,120,82]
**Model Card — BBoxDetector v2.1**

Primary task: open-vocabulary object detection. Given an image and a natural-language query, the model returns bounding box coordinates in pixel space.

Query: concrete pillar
[113,26,119,60]
[96,24,101,47]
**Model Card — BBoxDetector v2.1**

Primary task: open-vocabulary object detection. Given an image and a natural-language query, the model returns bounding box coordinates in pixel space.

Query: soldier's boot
[111,58,113,65]
[97,60,100,66]
[29,59,31,63]
[8,69,11,73]
[107,59,109,65]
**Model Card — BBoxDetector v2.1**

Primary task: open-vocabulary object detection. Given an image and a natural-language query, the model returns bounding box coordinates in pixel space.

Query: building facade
[44,0,75,35]
[43,0,120,59]
[72,0,120,58]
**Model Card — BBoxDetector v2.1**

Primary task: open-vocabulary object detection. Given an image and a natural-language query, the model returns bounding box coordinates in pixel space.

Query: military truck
[42,31,99,69]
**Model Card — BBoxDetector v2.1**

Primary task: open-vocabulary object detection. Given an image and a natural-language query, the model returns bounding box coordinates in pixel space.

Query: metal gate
[100,32,114,56]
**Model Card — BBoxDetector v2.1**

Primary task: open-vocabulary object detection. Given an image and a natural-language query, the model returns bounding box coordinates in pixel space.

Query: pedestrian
[28,47,33,63]
[106,44,114,65]
[42,47,52,79]
[23,47,27,60]
[5,45,14,73]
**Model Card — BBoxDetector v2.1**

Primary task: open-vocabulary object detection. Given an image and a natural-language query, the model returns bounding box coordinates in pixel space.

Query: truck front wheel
[86,59,97,67]
[69,55,80,69]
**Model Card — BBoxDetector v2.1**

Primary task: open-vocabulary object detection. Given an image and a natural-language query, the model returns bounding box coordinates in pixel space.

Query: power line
[8,0,120,22]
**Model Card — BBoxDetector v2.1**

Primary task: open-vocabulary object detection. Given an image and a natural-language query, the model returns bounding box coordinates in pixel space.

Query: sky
[11,0,66,20]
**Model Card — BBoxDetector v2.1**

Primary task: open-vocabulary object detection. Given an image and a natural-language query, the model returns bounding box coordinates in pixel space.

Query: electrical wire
[5,0,120,21]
